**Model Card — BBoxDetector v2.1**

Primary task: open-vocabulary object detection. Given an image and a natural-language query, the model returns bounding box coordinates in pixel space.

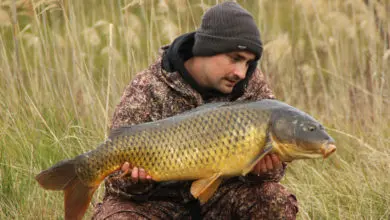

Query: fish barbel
[35,99,336,219]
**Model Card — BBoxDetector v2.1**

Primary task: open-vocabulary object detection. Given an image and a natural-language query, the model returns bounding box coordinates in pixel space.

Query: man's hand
[251,154,282,176]
[121,162,153,183]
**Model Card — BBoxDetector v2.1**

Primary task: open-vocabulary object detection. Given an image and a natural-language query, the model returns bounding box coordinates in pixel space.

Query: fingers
[259,156,268,173]
[122,163,151,183]
[138,168,146,182]
[251,156,267,175]
[265,154,274,170]
[270,154,282,169]
[251,154,282,175]
[117,162,132,178]
[121,162,131,172]
[136,168,153,183]
[131,167,139,183]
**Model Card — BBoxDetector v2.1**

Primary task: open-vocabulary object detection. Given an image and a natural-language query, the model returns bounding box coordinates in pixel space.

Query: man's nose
[233,64,247,80]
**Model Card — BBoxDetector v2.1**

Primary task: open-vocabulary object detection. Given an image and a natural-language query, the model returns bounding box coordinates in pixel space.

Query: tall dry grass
[0,0,389,219]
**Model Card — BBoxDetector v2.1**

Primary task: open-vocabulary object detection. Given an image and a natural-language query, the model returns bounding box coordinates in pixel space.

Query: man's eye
[230,56,241,62]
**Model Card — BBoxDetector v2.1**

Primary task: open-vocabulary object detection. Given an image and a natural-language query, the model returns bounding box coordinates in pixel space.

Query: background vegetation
[0,0,389,219]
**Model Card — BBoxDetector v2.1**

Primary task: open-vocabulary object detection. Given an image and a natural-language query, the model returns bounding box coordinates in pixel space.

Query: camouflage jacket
[104,46,287,202]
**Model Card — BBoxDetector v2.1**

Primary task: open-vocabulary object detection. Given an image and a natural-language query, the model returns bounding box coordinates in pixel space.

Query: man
[93,2,298,219]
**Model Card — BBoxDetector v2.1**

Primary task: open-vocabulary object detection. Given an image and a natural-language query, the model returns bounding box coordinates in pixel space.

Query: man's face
[197,51,256,94]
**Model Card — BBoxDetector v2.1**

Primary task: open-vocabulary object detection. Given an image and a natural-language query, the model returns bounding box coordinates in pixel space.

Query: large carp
[35,99,336,219]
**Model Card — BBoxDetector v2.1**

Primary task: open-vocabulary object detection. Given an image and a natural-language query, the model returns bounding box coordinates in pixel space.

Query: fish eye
[303,125,316,132]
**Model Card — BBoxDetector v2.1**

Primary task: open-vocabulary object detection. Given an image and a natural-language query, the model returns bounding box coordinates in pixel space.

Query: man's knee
[235,182,298,219]
[98,211,149,220]
[92,196,190,220]
[92,197,150,220]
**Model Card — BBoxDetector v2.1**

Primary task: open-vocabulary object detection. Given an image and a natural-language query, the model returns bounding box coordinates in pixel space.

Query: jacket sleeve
[105,71,160,198]
[240,68,287,183]
[241,68,275,100]
[110,72,155,130]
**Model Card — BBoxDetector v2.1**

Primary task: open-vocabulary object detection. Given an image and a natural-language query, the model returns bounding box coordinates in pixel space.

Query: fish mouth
[320,143,336,158]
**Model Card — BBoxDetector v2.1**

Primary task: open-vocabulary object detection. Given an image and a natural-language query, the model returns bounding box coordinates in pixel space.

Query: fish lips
[320,143,337,158]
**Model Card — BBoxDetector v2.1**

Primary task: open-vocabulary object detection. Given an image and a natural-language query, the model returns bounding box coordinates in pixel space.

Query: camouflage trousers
[92,179,298,220]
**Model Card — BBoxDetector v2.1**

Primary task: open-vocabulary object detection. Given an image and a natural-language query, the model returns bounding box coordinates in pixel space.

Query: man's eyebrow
[233,53,255,62]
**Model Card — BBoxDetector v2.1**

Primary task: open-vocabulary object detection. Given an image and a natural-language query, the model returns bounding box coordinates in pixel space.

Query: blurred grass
[0,0,389,219]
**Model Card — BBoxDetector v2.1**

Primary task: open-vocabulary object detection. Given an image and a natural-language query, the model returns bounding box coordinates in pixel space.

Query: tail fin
[63,175,98,220]
[35,159,98,220]
[35,159,77,190]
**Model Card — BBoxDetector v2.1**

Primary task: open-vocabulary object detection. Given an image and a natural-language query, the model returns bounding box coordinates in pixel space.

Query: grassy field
[0,0,389,219]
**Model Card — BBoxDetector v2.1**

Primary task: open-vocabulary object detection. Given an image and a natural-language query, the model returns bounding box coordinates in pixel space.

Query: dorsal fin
[169,100,252,117]
[108,121,164,139]
[108,126,133,140]
[174,102,228,117]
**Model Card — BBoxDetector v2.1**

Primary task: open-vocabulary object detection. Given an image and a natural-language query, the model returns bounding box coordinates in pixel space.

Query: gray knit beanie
[192,1,262,59]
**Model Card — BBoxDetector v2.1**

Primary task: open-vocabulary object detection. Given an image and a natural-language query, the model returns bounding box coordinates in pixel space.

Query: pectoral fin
[242,142,273,176]
[190,173,222,204]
